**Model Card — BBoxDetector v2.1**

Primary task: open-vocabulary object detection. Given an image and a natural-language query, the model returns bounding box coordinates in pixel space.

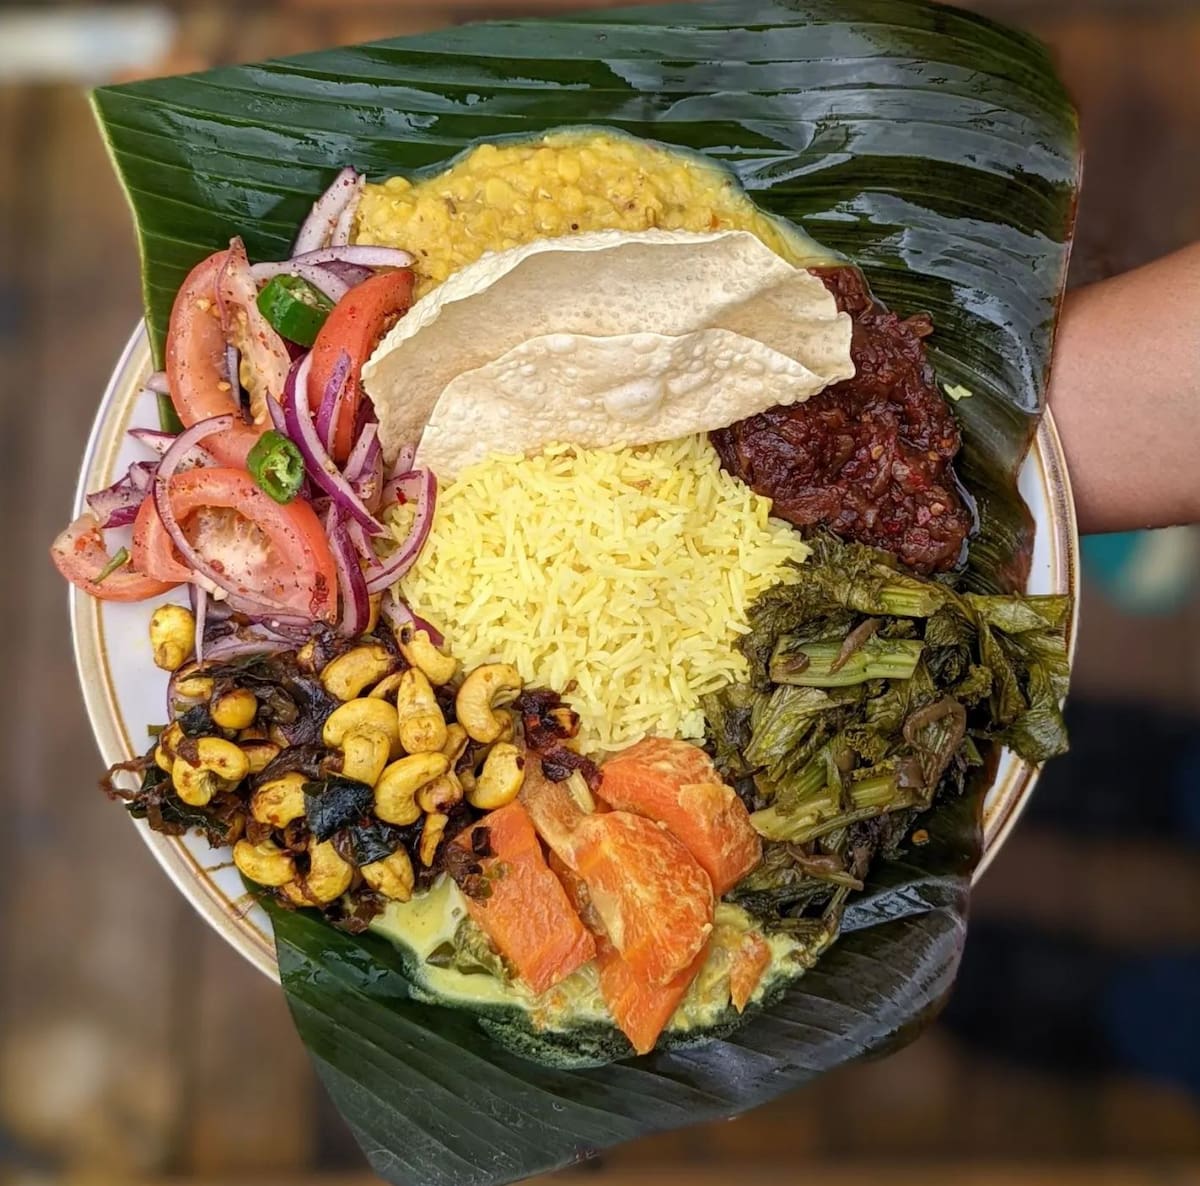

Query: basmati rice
[390,435,808,754]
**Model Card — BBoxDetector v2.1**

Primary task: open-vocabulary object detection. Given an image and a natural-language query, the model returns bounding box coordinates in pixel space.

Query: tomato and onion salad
[51,167,438,649]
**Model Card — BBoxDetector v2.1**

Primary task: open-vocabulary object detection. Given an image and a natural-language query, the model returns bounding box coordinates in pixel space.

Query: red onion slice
[330,174,365,247]
[266,392,288,436]
[388,443,417,481]
[381,467,427,509]
[290,245,414,270]
[282,355,383,536]
[322,261,373,288]
[153,415,304,618]
[127,461,156,493]
[314,350,351,453]
[202,634,294,663]
[86,481,143,529]
[324,505,371,637]
[345,518,376,563]
[381,591,444,647]
[101,506,141,529]
[189,580,232,623]
[293,167,362,256]
[129,428,218,469]
[363,467,436,595]
[86,460,159,528]
[193,586,208,664]
[250,260,350,305]
[354,453,384,514]
[220,615,313,643]
[343,422,379,483]
[225,342,240,387]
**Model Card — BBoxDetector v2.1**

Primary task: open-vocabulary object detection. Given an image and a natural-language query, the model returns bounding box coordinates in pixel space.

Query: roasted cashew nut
[295,639,318,673]
[365,593,383,635]
[361,848,415,902]
[417,772,464,814]
[368,671,405,701]
[281,839,353,906]
[210,687,258,731]
[395,668,448,754]
[171,664,214,702]
[154,721,187,773]
[233,838,296,887]
[173,737,250,807]
[397,629,458,687]
[466,743,525,810]
[149,604,195,672]
[250,770,308,827]
[455,664,522,744]
[374,752,449,826]
[322,698,402,759]
[419,812,450,868]
[239,740,281,775]
[320,643,397,702]
[440,724,470,765]
[341,727,391,787]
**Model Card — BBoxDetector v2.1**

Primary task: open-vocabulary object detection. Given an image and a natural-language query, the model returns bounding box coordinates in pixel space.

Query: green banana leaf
[91,0,1079,1181]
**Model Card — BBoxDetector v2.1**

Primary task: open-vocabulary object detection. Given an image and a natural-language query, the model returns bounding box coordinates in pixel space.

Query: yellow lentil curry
[354,129,831,295]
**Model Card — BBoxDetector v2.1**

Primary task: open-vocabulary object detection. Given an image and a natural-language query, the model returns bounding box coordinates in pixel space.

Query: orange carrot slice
[599,737,762,896]
[453,801,595,995]
[728,931,772,1013]
[551,853,707,1055]
[599,947,708,1055]
[524,761,713,987]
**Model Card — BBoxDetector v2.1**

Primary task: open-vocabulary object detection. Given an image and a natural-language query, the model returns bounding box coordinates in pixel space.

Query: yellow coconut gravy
[359,129,829,1037]
[353,129,834,296]
[375,880,813,1034]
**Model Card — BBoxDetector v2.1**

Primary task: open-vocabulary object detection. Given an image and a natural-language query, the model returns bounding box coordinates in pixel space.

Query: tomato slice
[217,238,291,425]
[308,269,415,462]
[130,468,338,621]
[51,514,176,602]
[131,494,193,585]
[165,246,287,469]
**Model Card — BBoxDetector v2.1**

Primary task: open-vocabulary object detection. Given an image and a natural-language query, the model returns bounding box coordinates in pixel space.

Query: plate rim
[71,321,1080,984]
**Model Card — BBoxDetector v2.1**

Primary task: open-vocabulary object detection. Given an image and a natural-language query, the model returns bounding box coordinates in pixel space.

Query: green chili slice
[255,274,335,347]
[95,547,130,584]
[247,430,305,503]
[157,392,185,434]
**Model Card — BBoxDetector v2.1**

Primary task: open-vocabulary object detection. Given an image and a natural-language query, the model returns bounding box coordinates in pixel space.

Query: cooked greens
[707,534,1070,934]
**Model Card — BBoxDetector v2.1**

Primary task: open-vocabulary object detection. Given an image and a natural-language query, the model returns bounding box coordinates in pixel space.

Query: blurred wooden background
[2,1,1200,1185]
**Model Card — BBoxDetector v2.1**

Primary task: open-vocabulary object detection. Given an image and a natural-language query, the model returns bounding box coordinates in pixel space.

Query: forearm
[1047,244,1200,533]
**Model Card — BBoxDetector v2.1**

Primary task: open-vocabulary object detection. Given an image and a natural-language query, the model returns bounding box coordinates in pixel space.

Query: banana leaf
[91,1,1079,1181]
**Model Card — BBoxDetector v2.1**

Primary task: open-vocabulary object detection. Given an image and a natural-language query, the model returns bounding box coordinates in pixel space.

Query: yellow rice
[390,435,808,754]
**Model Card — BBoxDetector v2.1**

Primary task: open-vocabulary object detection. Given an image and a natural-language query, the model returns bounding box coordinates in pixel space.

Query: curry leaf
[304,777,374,841]
[341,818,416,867]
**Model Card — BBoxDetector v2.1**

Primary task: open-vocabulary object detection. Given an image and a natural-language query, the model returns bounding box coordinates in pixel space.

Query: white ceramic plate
[71,323,1080,982]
